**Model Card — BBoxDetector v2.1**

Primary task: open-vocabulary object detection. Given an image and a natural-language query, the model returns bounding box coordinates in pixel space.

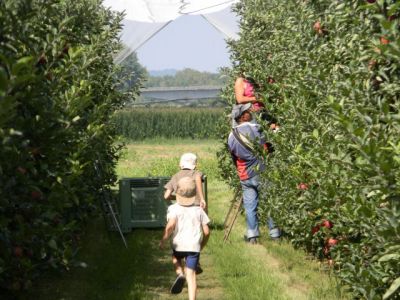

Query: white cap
[179,153,197,170]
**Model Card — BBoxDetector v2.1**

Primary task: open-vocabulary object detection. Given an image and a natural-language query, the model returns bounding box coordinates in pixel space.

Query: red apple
[297,183,309,190]
[313,21,325,35]
[58,44,70,59]
[313,21,321,31]
[380,36,390,45]
[62,44,70,54]
[327,238,338,247]
[36,53,47,66]
[30,147,41,156]
[45,72,53,81]
[31,191,42,200]
[321,220,333,229]
[368,59,377,71]
[323,238,338,256]
[26,249,34,258]
[14,246,23,257]
[311,225,320,235]
[17,167,27,175]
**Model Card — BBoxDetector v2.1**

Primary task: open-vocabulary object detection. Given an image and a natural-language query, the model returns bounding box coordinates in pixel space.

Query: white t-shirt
[167,203,210,252]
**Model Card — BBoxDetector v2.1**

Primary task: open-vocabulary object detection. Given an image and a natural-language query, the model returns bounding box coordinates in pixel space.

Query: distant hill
[148,69,177,77]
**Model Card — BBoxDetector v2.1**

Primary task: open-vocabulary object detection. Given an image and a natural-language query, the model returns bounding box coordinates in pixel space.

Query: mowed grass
[22,139,349,300]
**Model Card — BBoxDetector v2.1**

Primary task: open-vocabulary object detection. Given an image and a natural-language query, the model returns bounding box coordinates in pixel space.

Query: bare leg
[170,255,186,294]
[172,255,184,276]
[185,267,197,300]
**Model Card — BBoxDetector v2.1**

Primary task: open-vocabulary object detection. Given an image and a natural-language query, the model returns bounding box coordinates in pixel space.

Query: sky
[136,14,232,73]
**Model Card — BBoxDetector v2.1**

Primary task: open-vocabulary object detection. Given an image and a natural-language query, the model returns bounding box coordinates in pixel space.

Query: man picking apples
[228,103,280,244]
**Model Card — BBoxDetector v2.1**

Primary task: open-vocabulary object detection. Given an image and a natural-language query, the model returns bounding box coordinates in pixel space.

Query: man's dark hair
[244,76,260,89]
[235,110,249,124]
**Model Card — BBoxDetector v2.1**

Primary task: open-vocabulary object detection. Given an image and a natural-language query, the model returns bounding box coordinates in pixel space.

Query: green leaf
[0,67,8,92]
[48,239,57,250]
[378,254,400,262]
[312,129,319,139]
[383,277,400,300]
[11,56,34,75]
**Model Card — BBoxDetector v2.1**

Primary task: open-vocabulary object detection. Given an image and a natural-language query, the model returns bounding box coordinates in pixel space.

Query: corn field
[113,107,225,140]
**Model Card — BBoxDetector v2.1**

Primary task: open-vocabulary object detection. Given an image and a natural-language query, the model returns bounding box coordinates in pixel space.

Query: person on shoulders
[164,153,206,211]
[235,74,265,112]
[234,73,279,131]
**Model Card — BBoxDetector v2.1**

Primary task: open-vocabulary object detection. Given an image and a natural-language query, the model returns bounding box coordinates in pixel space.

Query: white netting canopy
[102,0,240,63]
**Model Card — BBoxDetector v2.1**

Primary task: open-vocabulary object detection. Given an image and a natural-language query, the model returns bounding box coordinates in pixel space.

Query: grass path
[199,180,347,300]
[24,139,348,300]
[116,139,348,299]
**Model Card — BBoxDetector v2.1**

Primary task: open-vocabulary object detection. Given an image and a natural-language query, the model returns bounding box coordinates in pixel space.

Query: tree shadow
[123,228,175,297]
[11,220,175,300]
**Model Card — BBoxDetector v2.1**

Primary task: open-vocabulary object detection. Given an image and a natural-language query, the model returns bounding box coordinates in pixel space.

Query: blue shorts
[172,250,200,270]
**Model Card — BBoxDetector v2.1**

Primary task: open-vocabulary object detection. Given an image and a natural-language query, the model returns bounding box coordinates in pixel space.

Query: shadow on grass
[12,218,174,300]
[209,221,225,231]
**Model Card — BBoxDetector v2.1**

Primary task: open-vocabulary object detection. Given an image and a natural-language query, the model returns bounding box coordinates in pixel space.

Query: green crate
[118,176,208,232]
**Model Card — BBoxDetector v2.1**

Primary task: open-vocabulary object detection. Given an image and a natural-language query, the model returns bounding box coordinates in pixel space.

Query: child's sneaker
[196,264,203,275]
[170,274,185,294]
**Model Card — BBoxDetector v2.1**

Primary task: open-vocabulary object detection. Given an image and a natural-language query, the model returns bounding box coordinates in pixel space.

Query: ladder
[223,191,243,242]
[94,161,128,249]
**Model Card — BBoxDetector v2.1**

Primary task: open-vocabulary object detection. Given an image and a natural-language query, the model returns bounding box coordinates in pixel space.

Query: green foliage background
[0,0,140,293]
[114,107,225,140]
[218,0,400,299]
